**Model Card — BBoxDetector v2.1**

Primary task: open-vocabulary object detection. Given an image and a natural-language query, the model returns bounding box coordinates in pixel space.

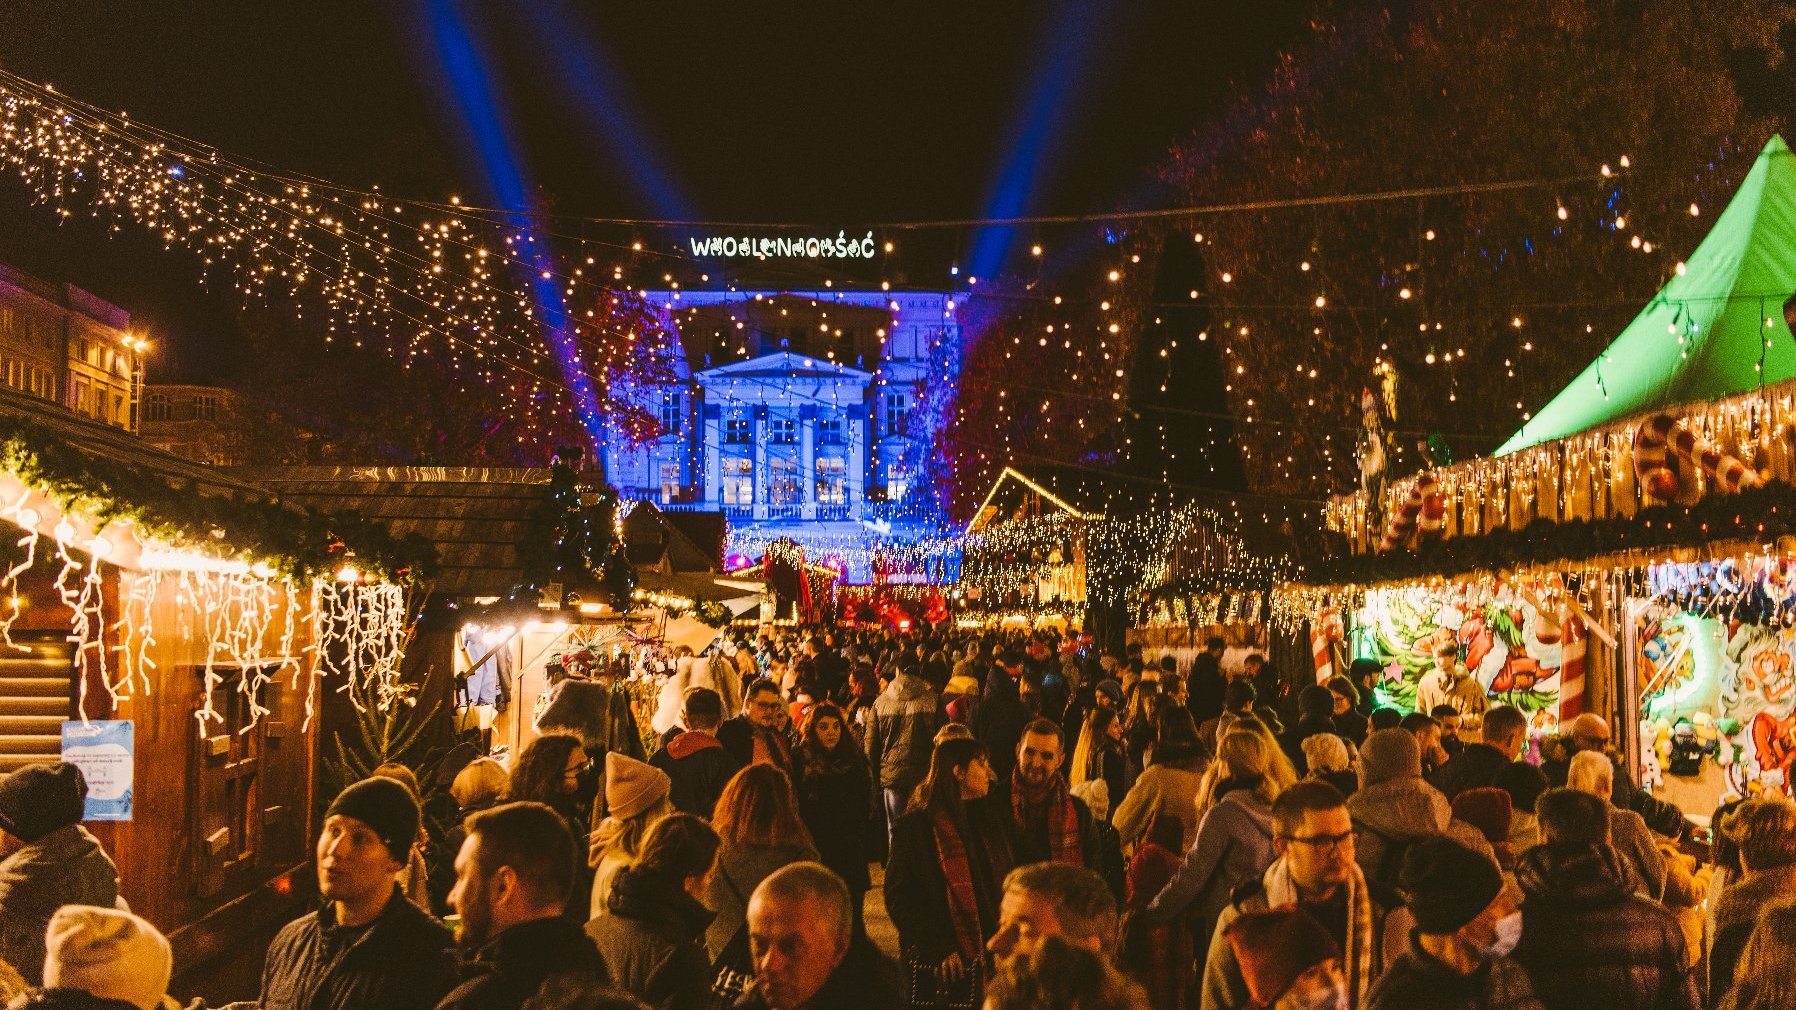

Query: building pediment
[695,351,872,384]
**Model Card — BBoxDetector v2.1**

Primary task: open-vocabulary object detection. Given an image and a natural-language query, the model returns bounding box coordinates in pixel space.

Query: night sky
[0,1,1310,379]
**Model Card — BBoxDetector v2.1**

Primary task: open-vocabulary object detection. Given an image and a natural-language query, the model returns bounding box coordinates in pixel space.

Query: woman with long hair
[507,732,599,919]
[1070,707,1128,807]
[795,702,874,935]
[704,764,819,971]
[1113,708,1208,851]
[1211,715,1297,811]
[885,736,1015,1005]
[1139,726,1284,963]
[588,752,674,915]
[586,813,721,1010]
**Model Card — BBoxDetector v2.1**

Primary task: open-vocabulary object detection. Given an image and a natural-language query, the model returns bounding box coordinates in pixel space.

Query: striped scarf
[932,808,1000,964]
[1262,857,1377,1010]
[1011,767,1082,865]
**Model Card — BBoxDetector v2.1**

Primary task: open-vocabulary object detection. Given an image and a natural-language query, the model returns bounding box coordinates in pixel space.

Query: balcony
[816,504,850,521]
[765,504,803,521]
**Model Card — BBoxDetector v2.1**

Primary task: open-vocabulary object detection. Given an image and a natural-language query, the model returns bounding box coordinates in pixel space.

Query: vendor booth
[1290,135,1796,827]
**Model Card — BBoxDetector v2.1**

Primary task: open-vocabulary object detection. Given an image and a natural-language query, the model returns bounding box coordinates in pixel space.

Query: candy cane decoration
[1633,413,1681,500]
[1377,472,1442,553]
[1312,605,1342,684]
[1696,446,1764,494]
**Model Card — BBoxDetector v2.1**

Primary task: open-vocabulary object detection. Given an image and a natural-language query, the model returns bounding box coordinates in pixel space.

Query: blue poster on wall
[60,720,133,821]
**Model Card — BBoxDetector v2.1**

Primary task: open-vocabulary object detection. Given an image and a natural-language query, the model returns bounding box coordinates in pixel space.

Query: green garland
[1295,479,1796,586]
[0,417,434,583]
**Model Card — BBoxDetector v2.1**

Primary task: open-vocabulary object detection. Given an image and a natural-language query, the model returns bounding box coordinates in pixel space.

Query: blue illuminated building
[601,288,963,582]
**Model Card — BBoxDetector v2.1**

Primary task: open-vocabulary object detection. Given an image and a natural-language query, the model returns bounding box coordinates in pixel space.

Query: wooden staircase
[0,633,74,774]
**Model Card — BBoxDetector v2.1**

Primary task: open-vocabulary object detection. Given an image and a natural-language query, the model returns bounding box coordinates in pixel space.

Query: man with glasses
[719,678,796,774]
[1201,781,1401,1010]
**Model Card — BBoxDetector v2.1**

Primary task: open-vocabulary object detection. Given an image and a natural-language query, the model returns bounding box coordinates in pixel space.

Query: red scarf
[932,807,1004,964]
[1011,767,1081,865]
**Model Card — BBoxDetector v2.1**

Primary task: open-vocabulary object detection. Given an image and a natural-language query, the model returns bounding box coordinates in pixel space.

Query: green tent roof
[1499,136,1796,455]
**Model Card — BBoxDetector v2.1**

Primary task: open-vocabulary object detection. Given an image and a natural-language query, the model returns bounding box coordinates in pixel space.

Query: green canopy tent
[1499,136,1796,455]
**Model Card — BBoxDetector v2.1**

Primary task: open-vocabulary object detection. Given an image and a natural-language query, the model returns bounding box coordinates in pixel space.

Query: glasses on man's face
[1282,831,1354,853]
[563,759,593,779]
[751,699,784,713]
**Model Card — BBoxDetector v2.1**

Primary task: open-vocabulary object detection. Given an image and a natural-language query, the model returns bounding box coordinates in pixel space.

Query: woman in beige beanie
[39,905,177,1010]
[588,750,673,916]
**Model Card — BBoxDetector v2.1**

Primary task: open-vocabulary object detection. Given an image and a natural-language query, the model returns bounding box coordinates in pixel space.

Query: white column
[801,412,816,519]
[752,408,767,520]
[703,402,721,506]
[847,411,866,519]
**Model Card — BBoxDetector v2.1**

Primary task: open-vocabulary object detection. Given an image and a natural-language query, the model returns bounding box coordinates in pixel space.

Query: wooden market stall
[0,386,425,982]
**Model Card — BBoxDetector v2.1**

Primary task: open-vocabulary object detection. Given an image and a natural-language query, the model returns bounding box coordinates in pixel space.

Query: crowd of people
[1,625,1793,1010]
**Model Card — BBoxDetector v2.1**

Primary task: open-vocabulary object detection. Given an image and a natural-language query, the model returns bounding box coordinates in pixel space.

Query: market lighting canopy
[1500,135,1796,455]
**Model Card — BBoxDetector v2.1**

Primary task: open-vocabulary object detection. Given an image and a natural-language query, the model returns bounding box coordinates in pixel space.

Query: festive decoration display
[518,451,635,611]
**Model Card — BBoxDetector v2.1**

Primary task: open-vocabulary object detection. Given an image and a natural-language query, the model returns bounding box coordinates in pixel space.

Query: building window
[145,392,171,422]
[724,414,753,445]
[722,457,754,505]
[816,457,847,504]
[885,463,909,503]
[883,391,910,436]
[658,396,682,436]
[818,416,844,445]
[767,456,800,505]
[659,462,681,503]
[193,395,219,421]
[769,417,797,445]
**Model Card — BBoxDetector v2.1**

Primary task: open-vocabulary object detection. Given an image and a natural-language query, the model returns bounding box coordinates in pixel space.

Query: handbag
[710,866,755,1004]
[903,950,981,1010]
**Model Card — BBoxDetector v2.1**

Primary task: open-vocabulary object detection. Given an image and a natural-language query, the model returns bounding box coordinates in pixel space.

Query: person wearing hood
[439,802,612,1010]
[1509,788,1696,1010]
[652,688,743,818]
[1142,727,1283,960]
[1203,781,1398,1010]
[1429,706,1528,803]
[862,652,940,846]
[1282,686,1341,775]
[1366,838,1542,1010]
[0,763,121,987]
[1348,729,1495,891]
[586,814,720,1010]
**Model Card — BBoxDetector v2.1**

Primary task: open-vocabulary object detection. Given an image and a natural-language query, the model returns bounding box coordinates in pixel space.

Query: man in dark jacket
[976,652,1034,783]
[652,688,743,817]
[988,719,1103,870]
[1281,685,1340,774]
[737,861,900,1010]
[1510,789,1698,1010]
[1188,636,1228,724]
[261,778,459,1010]
[1429,705,1528,802]
[439,801,610,1010]
[1540,715,1689,839]
[0,762,121,987]
[718,679,796,774]
[863,653,940,843]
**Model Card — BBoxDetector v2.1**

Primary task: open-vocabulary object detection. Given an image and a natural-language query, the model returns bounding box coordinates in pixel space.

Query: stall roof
[1501,135,1796,454]
[236,466,549,598]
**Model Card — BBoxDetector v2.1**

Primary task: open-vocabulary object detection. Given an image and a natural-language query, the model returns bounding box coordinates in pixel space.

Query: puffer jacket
[259,885,459,1010]
[1348,776,1495,887]
[587,866,715,1010]
[0,825,120,985]
[1143,783,1277,937]
[1512,844,1699,1010]
[862,672,940,795]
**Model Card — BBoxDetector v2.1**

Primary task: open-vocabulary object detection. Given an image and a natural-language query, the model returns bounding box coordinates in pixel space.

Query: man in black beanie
[0,762,120,984]
[260,777,458,1010]
[1366,838,1543,1010]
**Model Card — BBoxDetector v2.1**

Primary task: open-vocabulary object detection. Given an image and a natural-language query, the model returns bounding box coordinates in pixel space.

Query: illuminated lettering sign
[688,231,878,259]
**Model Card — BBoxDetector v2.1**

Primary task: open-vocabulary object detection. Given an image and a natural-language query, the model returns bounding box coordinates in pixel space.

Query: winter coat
[1143,786,1277,939]
[1655,841,1708,970]
[716,716,796,776]
[586,866,716,1010]
[1188,653,1226,724]
[1349,776,1495,888]
[729,934,902,1010]
[651,730,743,818]
[1122,836,1194,1010]
[259,886,459,1010]
[1429,743,1515,801]
[0,825,120,986]
[1334,707,1372,746]
[883,805,1008,965]
[1113,763,1207,850]
[1539,746,1688,839]
[862,672,939,795]
[976,669,1032,782]
[704,839,819,962]
[1707,863,1796,999]
[797,751,874,893]
[987,779,1104,869]
[435,915,611,1010]
[1512,844,1698,1010]
[1368,935,1545,1010]
[1606,806,1667,900]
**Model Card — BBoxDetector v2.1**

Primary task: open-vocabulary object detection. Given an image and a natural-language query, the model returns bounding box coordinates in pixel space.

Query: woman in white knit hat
[29,904,177,1010]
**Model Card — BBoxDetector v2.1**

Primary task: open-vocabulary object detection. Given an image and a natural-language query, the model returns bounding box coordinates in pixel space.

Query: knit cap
[0,761,87,842]
[1224,907,1341,1008]
[43,905,172,1010]
[1399,837,1503,934]
[324,777,419,864]
[1451,787,1514,845]
[1094,679,1124,704]
[1358,728,1422,787]
[1069,778,1109,823]
[606,751,671,820]
[1301,733,1351,776]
